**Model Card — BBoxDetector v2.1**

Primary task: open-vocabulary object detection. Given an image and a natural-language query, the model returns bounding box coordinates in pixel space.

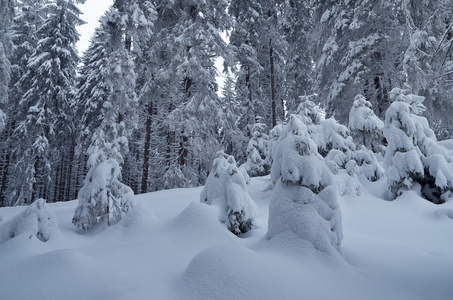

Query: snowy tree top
[296,98,321,126]
[389,88,426,115]
[348,94,384,132]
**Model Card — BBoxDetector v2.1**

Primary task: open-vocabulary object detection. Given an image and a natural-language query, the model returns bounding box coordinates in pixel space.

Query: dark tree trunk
[141,102,153,193]
[246,65,253,137]
[269,38,276,128]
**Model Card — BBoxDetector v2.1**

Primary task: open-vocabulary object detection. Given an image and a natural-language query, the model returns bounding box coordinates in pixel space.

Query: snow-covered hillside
[1,173,453,300]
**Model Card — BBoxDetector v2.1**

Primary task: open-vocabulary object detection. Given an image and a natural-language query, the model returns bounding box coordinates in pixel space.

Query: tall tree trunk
[166,103,173,170]
[141,102,153,193]
[179,129,188,167]
[53,161,61,202]
[270,38,276,128]
[246,65,253,137]
[64,139,75,201]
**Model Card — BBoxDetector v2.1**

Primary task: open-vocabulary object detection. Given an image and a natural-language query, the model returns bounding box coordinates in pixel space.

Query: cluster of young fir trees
[0,0,453,226]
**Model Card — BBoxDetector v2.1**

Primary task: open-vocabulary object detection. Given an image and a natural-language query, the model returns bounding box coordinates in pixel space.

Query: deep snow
[1,173,453,300]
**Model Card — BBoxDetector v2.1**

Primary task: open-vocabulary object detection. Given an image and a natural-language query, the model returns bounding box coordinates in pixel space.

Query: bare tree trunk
[270,38,276,128]
[141,102,153,193]
[246,66,253,137]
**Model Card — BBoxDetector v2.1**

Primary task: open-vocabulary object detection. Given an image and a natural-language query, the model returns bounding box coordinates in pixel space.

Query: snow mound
[173,201,223,231]
[267,182,343,257]
[171,202,232,239]
[116,202,158,233]
[0,248,95,300]
[180,243,378,300]
[181,245,260,299]
[0,199,59,244]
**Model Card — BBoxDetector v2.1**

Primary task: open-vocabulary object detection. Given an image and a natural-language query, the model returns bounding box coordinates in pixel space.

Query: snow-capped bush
[384,88,453,203]
[0,199,58,244]
[295,98,356,168]
[355,146,384,181]
[240,123,271,177]
[311,118,356,159]
[295,97,382,181]
[73,129,134,230]
[348,94,384,153]
[267,114,343,255]
[271,133,332,192]
[200,151,257,235]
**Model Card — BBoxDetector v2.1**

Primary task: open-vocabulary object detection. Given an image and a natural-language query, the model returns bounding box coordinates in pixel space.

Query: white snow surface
[1,174,453,299]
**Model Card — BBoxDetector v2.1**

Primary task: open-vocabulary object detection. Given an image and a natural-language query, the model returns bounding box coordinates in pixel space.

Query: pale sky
[76,0,113,55]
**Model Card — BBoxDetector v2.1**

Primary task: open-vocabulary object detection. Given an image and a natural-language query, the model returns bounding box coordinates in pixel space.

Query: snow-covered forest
[1,0,453,299]
[1,0,453,208]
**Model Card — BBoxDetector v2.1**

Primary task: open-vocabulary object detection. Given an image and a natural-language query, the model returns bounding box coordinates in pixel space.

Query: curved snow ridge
[436,208,453,220]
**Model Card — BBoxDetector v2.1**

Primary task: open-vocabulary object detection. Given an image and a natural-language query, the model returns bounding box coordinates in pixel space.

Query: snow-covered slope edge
[0,175,452,300]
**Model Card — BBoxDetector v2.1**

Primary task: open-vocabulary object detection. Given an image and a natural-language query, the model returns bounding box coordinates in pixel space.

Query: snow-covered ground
[1,173,453,300]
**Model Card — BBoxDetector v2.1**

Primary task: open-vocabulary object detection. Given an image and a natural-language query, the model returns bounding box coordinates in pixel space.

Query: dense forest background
[0,0,452,207]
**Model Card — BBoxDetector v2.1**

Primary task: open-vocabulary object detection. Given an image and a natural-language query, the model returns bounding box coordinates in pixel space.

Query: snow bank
[1,176,453,299]
[0,199,59,244]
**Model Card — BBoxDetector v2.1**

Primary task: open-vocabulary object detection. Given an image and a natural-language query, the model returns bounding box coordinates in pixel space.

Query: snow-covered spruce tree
[72,129,134,230]
[279,1,315,113]
[200,151,257,235]
[354,146,384,182]
[0,0,17,206]
[401,0,453,136]
[145,0,230,189]
[384,88,453,203]
[8,0,83,205]
[295,96,322,126]
[0,0,15,125]
[295,98,356,171]
[229,0,287,133]
[228,0,266,136]
[266,114,342,256]
[217,73,247,163]
[73,5,138,230]
[312,0,405,123]
[295,97,382,181]
[112,0,156,194]
[240,123,270,177]
[348,94,384,153]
